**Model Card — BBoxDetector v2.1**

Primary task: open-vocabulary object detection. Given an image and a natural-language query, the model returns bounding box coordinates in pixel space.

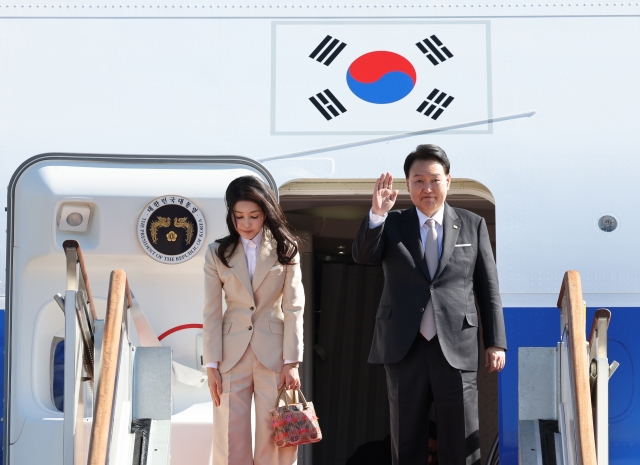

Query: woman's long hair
[215,175,299,267]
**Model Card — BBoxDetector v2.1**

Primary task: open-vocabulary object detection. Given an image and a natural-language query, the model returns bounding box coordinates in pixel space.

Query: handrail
[63,239,98,320]
[62,241,96,384]
[88,269,128,465]
[62,241,101,464]
[557,271,597,465]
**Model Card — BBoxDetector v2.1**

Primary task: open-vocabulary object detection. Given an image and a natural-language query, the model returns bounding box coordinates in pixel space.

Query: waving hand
[372,172,399,216]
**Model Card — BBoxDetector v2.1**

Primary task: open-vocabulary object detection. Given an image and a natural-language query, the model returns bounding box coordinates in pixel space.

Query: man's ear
[446,174,452,189]
[405,178,410,191]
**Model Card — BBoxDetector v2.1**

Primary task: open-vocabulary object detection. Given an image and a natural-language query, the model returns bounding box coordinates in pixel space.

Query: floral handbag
[269,388,322,447]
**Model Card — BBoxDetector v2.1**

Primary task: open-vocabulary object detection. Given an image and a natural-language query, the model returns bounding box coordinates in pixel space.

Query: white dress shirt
[241,229,263,281]
[369,206,444,255]
[206,230,298,369]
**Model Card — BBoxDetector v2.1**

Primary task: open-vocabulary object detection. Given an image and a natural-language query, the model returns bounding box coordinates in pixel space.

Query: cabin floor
[282,193,498,465]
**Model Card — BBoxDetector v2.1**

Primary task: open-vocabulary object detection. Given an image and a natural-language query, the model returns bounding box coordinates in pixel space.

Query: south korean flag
[271,21,492,135]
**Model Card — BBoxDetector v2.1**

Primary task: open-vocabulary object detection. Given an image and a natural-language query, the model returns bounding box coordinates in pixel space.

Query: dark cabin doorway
[280,179,497,465]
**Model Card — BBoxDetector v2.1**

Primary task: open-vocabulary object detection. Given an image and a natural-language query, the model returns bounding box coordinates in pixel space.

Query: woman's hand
[278,365,301,391]
[207,367,223,407]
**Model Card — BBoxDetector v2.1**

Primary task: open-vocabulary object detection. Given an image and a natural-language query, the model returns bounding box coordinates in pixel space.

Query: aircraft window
[51,338,64,411]
[598,215,618,233]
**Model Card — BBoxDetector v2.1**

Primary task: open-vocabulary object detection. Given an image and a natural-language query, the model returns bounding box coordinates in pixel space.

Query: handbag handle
[274,387,309,411]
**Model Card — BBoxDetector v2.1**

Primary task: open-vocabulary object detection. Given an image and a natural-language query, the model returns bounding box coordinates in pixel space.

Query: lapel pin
[453,225,458,229]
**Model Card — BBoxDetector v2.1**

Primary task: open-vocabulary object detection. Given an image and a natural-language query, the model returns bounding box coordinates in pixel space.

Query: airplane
[1,1,639,464]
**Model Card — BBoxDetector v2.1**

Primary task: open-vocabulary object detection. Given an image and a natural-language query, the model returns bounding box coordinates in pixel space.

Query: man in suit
[352,144,507,465]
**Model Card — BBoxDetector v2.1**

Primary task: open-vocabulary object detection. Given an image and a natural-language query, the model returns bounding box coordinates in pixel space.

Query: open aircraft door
[3,154,287,465]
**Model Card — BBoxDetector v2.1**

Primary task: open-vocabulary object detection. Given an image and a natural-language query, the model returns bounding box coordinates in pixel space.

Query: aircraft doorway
[280,179,497,465]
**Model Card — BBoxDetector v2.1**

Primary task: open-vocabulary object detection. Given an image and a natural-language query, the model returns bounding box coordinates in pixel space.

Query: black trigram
[309,90,347,120]
[417,89,454,120]
[309,35,347,66]
[416,35,453,66]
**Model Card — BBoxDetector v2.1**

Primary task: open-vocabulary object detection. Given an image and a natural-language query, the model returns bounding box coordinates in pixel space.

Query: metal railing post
[588,309,614,465]
[63,288,82,465]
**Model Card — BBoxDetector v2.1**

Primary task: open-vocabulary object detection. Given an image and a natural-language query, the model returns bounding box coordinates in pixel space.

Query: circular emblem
[597,215,619,233]
[346,51,417,104]
[138,196,206,264]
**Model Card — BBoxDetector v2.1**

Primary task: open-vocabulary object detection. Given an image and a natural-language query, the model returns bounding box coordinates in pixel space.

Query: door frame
[3,153,276,465]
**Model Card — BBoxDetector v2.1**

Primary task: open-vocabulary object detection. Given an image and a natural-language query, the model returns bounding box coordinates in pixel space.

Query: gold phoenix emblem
[149,216,195,245]
[150,217,171,244]
[174,217,194,245]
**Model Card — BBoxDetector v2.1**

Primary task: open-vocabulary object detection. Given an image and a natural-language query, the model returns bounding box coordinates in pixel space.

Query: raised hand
[372,172,399,216]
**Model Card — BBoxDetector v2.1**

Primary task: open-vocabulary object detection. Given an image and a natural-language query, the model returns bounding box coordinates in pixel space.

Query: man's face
[406,159,451,217]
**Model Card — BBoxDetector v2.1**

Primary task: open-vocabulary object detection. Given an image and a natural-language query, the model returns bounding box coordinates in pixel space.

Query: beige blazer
[202,235,305,374]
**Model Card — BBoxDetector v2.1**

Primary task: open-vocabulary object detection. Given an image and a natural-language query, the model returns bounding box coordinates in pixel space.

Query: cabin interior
[279,178,498,465]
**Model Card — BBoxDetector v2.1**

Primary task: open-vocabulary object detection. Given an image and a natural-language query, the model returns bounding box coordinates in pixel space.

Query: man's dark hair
[403,144,450,177]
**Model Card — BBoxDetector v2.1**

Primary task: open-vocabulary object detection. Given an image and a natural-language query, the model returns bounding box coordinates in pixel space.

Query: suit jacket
[352,203,506,371]
[202,234,304,373]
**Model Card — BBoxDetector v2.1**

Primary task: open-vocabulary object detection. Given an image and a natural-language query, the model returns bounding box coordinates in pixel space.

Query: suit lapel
[434,203,461,280]
[252,235,279,292]
[401,207,432,282]
[228,242,254,298]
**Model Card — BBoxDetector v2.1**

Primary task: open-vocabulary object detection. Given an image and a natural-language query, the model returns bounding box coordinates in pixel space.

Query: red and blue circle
[346,51,417,104]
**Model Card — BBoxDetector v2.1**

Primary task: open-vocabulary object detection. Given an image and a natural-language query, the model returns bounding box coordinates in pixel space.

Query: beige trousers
[213,345,298,465]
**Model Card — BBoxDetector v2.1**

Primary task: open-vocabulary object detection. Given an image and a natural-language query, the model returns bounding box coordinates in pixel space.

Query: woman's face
[233,200,265,240]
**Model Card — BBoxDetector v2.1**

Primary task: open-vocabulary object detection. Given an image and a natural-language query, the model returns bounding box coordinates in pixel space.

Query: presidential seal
[138,195,206,264]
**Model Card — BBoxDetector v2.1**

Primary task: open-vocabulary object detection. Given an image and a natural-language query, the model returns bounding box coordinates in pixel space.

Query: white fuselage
[2,3,640,464]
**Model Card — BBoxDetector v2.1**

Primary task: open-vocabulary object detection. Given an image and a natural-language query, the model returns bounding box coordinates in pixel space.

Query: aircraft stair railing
[556,271,597,465]
[518,271,617,465]
[59,240,99,465]
[88,269,129,465]
[59,242,173,465]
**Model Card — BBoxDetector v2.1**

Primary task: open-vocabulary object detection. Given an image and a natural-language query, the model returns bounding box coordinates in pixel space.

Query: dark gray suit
[352,203,507,464]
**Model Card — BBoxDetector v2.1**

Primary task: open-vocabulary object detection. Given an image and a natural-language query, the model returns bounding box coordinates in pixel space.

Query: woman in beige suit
[203,175,304,465]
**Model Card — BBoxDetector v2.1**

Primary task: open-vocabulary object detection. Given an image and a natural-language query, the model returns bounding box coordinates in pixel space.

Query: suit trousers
[213,345,297,465]
[384,335,481,465]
